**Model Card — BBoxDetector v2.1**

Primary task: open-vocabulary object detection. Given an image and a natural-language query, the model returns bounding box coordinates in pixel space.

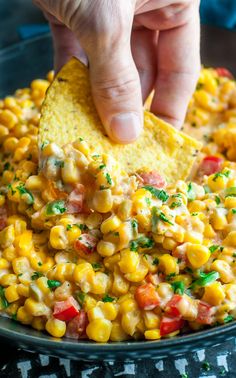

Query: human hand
[34,0,200,143]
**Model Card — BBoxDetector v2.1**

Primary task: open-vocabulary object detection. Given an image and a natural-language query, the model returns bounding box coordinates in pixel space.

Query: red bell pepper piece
[53,296,80,322]
[160,316,185,336]
[135,283,160,310]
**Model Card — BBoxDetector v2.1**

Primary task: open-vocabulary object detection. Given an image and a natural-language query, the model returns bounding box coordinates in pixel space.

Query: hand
[34,0,200,143]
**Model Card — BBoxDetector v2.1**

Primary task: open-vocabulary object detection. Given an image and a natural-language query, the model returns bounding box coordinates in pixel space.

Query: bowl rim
[0,317,235,352]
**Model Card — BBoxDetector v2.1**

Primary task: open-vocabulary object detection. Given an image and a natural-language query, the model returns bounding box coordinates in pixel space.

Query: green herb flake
[54,160,64,168]
[187,182,196,202]
[172,193,182,198]
[130,236,154,252]
[220,368,226,376]
[224,315,234,323]
[209,245,220,253]
[7,184,16,195]
[191,212,199,216]
[166,272,176,281]
[204,185,211,194]
[171,281,185,295]
[181,374,189,378]
[79,137,83,141]
[40,141,49,150]
[47,279,61,289]
[191,271,219,289]
[152,257,159,265]
[76,223,88,231]
[131,219,138,229]
[170,201,182,209]
[102,294,115,303]
[196,82,204,90]
[16,184,34,204]
[232,209,236,214]
[3,162,10,171]
[66,224,72,231]
[202,361,211,372]
[145,197,151,206]
[215,195,221,205]
[213,170,230,182]
[46,200,66,216]
[31,272,43,281]
[233,253,236,258]
[143,186,169,202]
[75,291,86,306]
[105,173,112,185]
[99,164,106,170]
[92,263,101,271]
[151,206,159,232]
[38,262,42,267]
[0,286,8,309]
[159,212,174,225]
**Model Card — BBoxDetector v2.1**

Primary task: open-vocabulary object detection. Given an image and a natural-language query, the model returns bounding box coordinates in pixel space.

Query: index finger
[151,3,200,129]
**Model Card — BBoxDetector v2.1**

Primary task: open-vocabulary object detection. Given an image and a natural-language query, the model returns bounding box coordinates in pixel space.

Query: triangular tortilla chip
[39,58,201,183]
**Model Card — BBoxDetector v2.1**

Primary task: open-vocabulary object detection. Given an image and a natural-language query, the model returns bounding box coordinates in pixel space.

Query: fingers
[50,21,87,72]
[151,2,200,129]
[131,28,158,102]
[79,2,143,144]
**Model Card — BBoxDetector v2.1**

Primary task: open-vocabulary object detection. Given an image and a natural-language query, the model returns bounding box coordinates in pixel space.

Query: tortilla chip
[39,58,202,183]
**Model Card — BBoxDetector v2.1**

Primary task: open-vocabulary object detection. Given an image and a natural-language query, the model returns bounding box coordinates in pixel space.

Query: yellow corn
[101,215,121,234]
[186,244,210,268]
[50,225,68,250]
[17,306,33,325]
[5,284,20,303]
[158,254,179,275]
[110,322,129,341]
[144,329,161,340]
[46,318,66,338]
[119,249,140,274]
[86,319,112,342]
[97,240,116,257]
[202,281,225,306]
[93,189,113,213]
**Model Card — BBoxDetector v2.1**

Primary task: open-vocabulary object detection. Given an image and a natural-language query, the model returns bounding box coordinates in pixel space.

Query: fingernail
[110,113,142,143]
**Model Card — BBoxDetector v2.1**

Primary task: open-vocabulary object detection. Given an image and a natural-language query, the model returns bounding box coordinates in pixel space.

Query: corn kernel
[17,306,33,325]
[5,284,20,303]
[202,281,225,306]
[144,329,161,340]
[186,244,210,268]
[46,318,66,338]
[86,319,112,342]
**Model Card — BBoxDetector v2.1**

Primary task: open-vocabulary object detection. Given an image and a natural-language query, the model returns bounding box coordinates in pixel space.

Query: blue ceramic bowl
[1,30,236,361]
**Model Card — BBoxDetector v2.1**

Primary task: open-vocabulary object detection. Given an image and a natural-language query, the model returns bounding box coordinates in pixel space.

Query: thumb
[87,45,143,144]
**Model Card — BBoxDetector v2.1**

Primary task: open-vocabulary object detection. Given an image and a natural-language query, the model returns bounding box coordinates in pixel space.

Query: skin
[34,0,200,143]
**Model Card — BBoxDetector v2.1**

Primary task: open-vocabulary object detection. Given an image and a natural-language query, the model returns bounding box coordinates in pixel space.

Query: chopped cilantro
[143,186,169,202]
[224,315,234,323]
[213,170,230,182]
[166,272,176,281]
[75,291,86,306]
[191,271,219,289]
[191,212,198,216]
[46,200,66,215]
[114,232,119,237]
[172,193,182,198]
[66,224,72,231]
[209,245,220,253]
[47,280,61,289]
[131,219,138,230]
[215,195,221,205]
[92,262,101,270]
[31,272,44,280]
[99,164,106,170]
[170,201,182,208]
[233,253,236,258]
[40,141,49,150]
[79,137,83,141]
[171,281,185,295]
[76,223,88,231]
[152,257,159,265]
[181,374,189,378]
[0,286,8,309]
[196,82,204,90]
[99,185,107,190]
[38,262,42,266]
[151,206,159,232]
[232,209,236,214]
[3,162,10,171]
[105,173,112,185]
[102,294,115,303]
[220,368,226,376]
[130,236,154,252]
[202,361,211,371]
[204,185,211,194]
[225,186,236,197]
[158,211,174,225]
[16,184,34,205]
[187,182,196,201]
[54,160,64,168]
[145,197,151,206]
[184,267,193,274]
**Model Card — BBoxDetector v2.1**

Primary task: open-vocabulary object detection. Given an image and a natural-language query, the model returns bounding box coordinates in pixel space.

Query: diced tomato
[53,296,80,322]
[74,233,98,255]
[198,156,223,176]
[197,301,213,325]
[138,170,166,188]
[66,310,88,339]
[135,283,160,310]
[215,67,233,79]
[165,294,183,317]
[146,273,161,286]
[66,184,85,214]
[160,316,185,336]
[0,205,7,231]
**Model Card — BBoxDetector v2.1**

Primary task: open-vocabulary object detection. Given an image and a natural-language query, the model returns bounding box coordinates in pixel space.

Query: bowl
[0,29,236,361]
